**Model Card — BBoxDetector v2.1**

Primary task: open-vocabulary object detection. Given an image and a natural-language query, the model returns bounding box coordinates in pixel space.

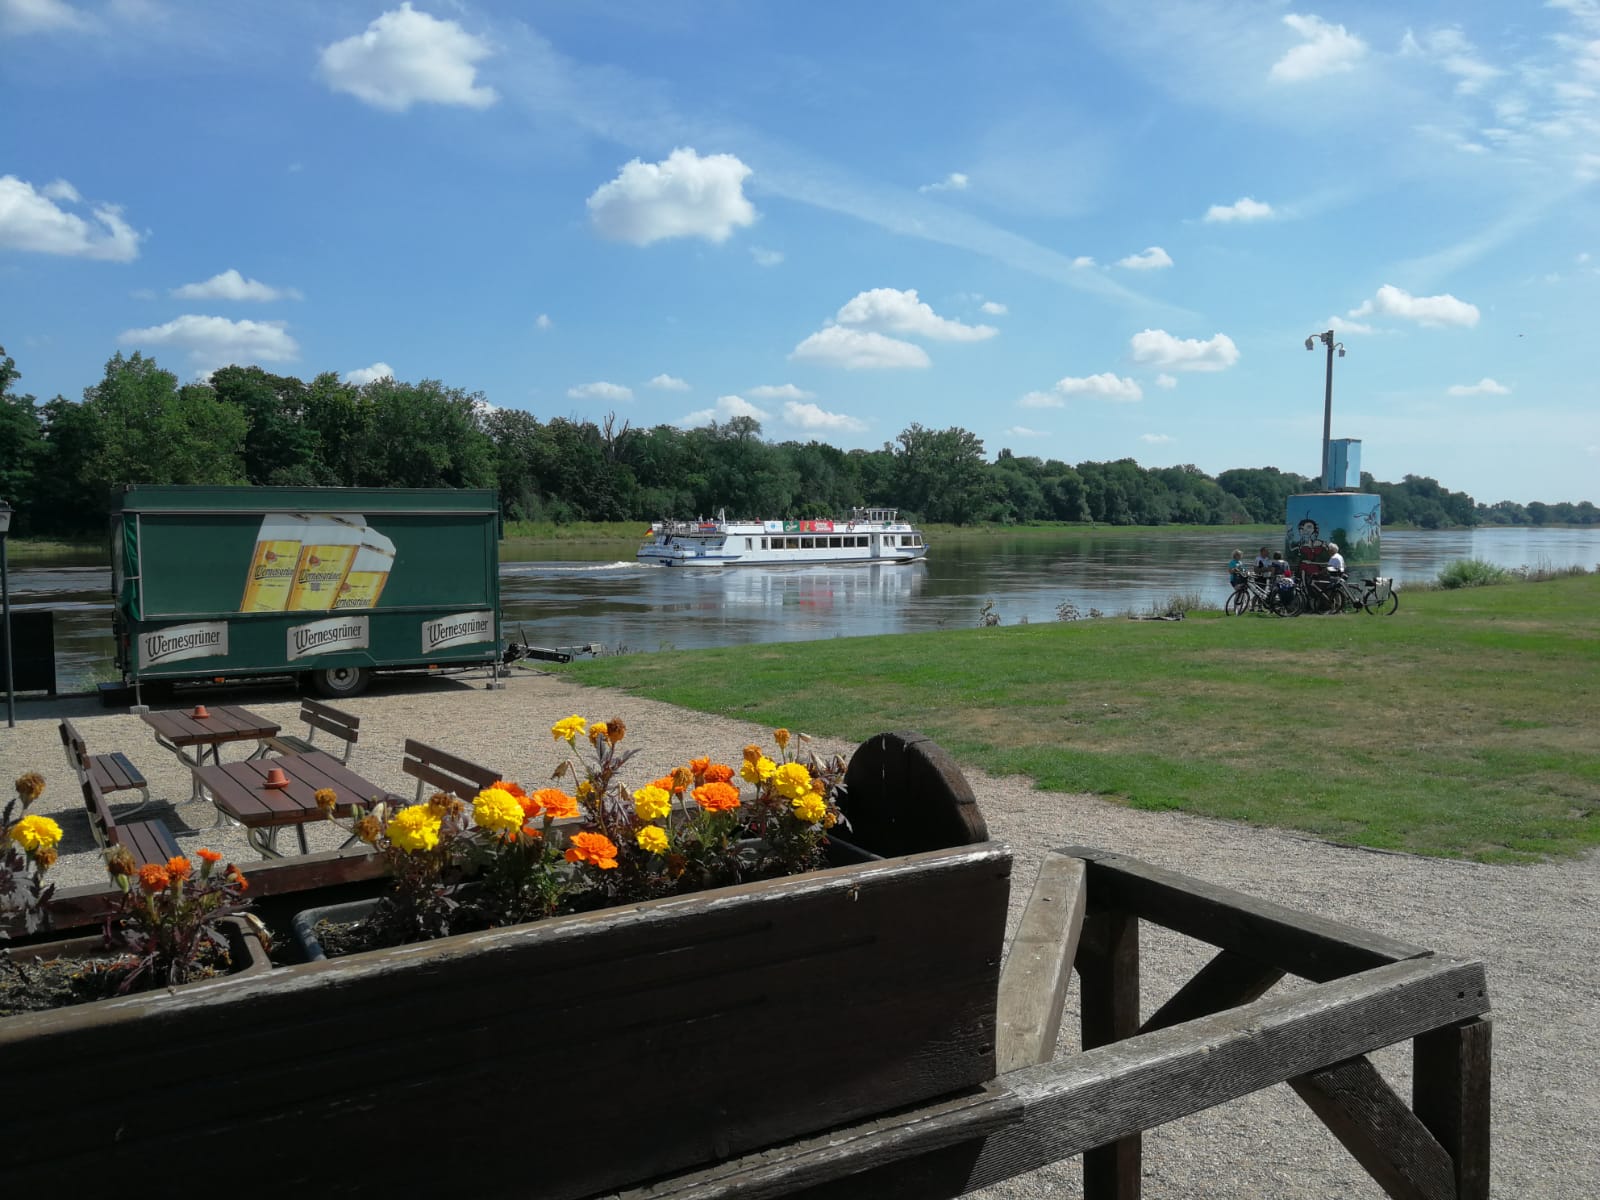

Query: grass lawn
[552,573,1600,863]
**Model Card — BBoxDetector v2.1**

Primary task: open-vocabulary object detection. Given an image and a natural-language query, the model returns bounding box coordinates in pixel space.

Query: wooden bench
[264,699,360,765]
[401,738,501,802]
[82,775,180,866]
[59,718,150,809]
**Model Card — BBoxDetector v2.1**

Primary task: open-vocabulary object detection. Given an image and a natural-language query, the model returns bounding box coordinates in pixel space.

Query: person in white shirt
[1327,542,1346,574]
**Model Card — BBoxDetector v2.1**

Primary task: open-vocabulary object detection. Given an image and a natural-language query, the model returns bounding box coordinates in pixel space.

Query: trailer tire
[306,666,372,699]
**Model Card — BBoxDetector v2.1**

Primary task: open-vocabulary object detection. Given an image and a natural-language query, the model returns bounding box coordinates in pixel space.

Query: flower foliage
[2,773,59,939]
[102,844,251,992]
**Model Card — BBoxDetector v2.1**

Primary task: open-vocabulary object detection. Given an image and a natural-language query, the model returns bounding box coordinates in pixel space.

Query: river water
[7,527,1597,695]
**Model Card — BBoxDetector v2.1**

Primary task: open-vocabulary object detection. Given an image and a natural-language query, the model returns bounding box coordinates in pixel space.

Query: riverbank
[4,669,1593,1198]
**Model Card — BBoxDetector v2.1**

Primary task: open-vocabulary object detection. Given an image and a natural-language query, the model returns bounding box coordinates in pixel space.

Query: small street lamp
[1305,330,1346,489]
[0,499,13,728]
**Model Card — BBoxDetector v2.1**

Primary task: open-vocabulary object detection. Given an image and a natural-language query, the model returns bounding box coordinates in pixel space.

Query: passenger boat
[637,507,929,568]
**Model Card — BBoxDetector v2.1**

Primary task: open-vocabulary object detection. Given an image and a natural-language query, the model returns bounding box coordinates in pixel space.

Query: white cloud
[834,287,997,342]
[587,147,756,245]
[788,326,930,370]
[647,373,690,391]
[0,174,140,261]
[1400,27,1502,95]
[1204,196,1274,223]
[1269,14,1368,83]
[1116,246,1173,270]
[318,2,496,112]
[980,300,1008,315]
[1072,256,1096,269]
[0,0,93,34]
[172,269,301,302]
[750,246,784,267]
[1447,377,1510,396]
[118,314,298,374]
[1140,433,1175,444]
[1005,426,1048,438]
[344,362,395,386]
[919,172,969,193]
[1156,373,1178,389]
[677,394,771,427]
[1348,284,1480,328]
[1129,328,1241,372]
[1053,372,1144,402]
[1328,314,1376,335]
[534,313,552,330]
[1018,390,1062,409]
[567,381,633,402]
[784,400,868,433]
[747,383,814,401]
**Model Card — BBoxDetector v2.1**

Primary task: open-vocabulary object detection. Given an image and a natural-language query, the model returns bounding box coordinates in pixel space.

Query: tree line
[0,349,1593,539]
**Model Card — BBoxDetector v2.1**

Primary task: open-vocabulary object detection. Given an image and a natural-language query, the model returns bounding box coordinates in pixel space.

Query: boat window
[829,536,840,548]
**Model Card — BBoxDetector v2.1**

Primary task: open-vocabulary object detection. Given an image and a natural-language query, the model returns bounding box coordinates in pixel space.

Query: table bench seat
[81,774,179,867]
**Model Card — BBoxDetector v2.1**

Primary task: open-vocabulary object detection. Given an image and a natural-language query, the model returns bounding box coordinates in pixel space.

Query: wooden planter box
[1,841,1011,1199]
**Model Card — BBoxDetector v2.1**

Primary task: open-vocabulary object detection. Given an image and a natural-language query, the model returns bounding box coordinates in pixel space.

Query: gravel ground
[4,669,1595,1199]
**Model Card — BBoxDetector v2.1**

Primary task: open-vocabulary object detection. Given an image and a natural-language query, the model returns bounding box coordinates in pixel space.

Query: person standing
[1229,549,1245,587]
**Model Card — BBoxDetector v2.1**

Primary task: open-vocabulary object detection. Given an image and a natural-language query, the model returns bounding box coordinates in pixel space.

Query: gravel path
[5,670,1594,1198]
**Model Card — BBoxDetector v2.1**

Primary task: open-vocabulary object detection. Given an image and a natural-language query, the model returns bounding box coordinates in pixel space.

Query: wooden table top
[193,750,388,829]
[142,704,281,747]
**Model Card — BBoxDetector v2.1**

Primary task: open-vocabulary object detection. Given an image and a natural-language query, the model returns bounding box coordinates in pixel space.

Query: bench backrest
[401,739,501,801]
[81,773,115,849]
[59,718,90,774]
[301,699,360,747]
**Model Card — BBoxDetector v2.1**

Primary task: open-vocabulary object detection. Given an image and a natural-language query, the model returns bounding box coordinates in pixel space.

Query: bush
[1436,558,1513,589]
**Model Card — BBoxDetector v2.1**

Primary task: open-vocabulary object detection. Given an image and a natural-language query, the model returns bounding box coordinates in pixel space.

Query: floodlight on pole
[1304,330,1345,489]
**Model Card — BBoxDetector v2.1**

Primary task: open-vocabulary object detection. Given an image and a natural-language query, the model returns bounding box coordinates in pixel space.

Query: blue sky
[3,0,1597,505]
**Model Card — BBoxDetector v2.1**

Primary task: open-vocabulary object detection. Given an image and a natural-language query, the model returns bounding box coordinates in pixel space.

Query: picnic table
[141,704,281,802]
[191,749,392,858]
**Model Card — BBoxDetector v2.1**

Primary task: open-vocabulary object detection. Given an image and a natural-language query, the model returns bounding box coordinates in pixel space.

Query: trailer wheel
[306,666,372,698]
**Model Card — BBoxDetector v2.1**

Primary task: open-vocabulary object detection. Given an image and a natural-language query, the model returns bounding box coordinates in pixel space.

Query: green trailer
[110,485,503,701]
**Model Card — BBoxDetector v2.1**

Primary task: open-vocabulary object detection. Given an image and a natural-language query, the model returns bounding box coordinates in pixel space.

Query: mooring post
[1413,1016,1492,1200]
[1078,908,1142,1200]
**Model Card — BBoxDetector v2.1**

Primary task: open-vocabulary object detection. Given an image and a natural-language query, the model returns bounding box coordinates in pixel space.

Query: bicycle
[1302,569,1374,615]
[1360,576,1400,616]
[1226,571,1302,617]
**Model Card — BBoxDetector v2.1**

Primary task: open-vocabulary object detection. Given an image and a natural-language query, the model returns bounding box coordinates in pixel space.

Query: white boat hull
[637,511,929,568]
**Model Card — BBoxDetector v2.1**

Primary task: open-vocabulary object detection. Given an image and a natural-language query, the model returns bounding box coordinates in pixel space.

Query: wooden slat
[1414,1017,1493,1200]
[773,955,1490,1200]
[401,737,501,798]
[1290,1056,1456,1200]
[1061,846,1430,981]
[1078,910,1142,1199]
[1141,949,1285,1035]
[996,852,1086,1073]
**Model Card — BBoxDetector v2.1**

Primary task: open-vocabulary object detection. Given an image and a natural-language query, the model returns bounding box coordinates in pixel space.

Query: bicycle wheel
[1225,587,1248,615]
[1281,586,1305,617]
[1364,586,1399,616]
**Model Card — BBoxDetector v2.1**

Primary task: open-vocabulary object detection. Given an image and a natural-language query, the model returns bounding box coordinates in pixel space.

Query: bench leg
[1079,910,1142,1200]
[1414,1017,1492,1200]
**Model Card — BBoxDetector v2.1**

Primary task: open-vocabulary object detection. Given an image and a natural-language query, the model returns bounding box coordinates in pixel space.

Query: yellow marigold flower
[576,779,594,801]
[587,721,609,746]
[534,788,578,820]
[8,813,63,853]
[632,785,672,821]
[552,715,587,744]
[565,831,619,869]
[772,762,812,801]
[693,781,741,813]
[33,845,58,871]
[740,756,776,785]
[636,824,669,854]
[791,793,827,824]
[473,787,525,834]
[671,766,693,794]
[387,805,443,853]
[773,728,790,750]
[14,772,45,804]
[823,810,838,829]
[606,716,626,743]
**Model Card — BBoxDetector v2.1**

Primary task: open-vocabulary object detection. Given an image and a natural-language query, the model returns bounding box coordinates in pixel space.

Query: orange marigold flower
[33,846,58,871]
[703,763,735,785]
[773,728,790,750]
[138,864,171,894]
[226,864,249,891]
[605,716,626,743]
[534,788,578,820]
[671,766,693,794]
[14,772,46,803]
[521,823,543,841]
[492,780,528,799]
[693,781,741,813]
[586,721,609,746]
[742,744,763,764]
[355,814,383,845]
[196,847,223,864]
[315,787,339,813]
[564,831,619,869]
[166,855,192,881]
[689,756,710,782]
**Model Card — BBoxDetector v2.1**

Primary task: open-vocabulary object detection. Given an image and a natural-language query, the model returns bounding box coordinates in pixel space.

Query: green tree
[83,353,248,492]
[356,377,496,489]
[893,424,987,523]
[207,366,321,485]
[0,347,44,529]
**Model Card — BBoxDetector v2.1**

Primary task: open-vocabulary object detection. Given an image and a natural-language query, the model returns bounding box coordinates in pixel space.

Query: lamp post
[1304,330,1345,489]
[0,498,13,729]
